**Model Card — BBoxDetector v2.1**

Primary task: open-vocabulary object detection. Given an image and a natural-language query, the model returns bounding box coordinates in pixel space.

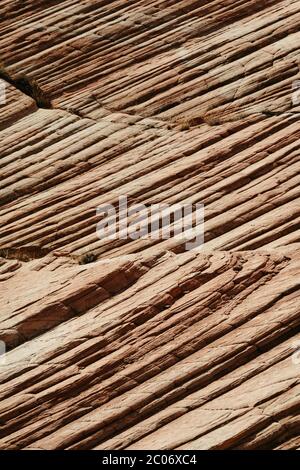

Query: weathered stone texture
[0,0,299,450]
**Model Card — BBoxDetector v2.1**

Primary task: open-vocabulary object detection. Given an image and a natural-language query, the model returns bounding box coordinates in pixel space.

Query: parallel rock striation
[0,0,299,450]
[0,249,299,449]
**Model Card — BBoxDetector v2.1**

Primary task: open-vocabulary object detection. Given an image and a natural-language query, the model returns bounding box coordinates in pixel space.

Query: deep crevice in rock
[0,64,52,109]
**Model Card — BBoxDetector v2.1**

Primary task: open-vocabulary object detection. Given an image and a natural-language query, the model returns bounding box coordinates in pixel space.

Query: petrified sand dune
[0,0,299,450]
[1,249,300,450]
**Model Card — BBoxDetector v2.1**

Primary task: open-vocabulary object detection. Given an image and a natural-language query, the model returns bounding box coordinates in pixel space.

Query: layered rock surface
[0,0,299,450]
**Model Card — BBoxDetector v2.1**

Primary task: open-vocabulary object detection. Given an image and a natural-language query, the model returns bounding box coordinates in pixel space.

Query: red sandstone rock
[0,0,299,451]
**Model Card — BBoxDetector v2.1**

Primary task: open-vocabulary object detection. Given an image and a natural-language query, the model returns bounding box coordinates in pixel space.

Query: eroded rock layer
[0,0,299,450]
[0,249,300,450]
